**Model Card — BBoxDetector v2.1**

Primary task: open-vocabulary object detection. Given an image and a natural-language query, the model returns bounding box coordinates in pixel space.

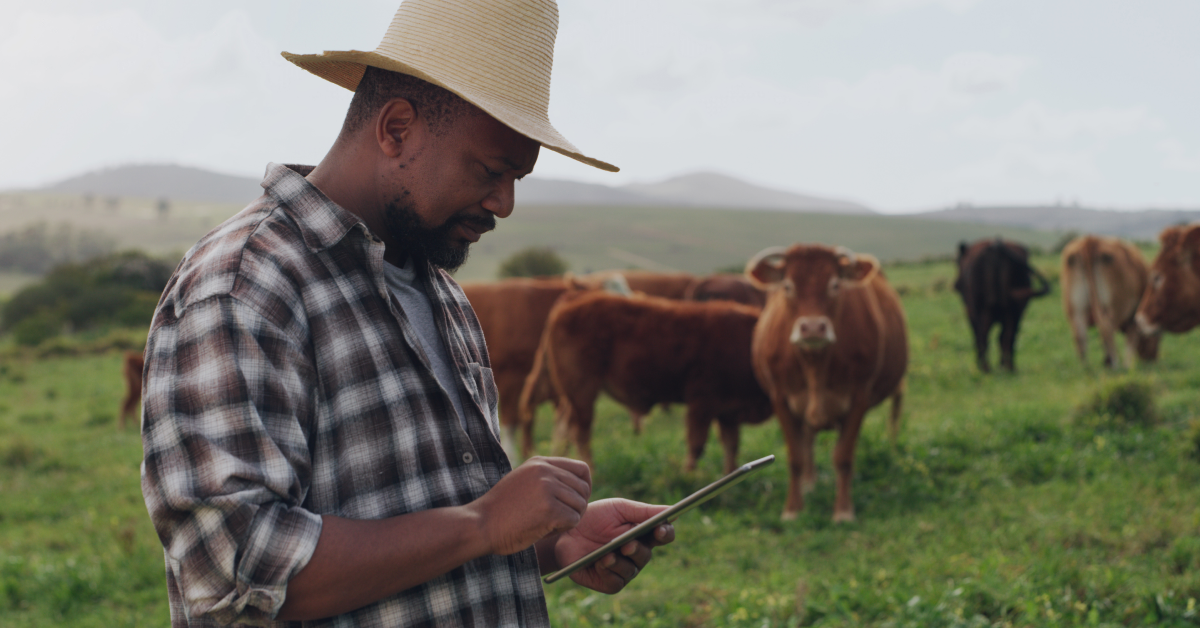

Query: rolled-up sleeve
[142,294,323,626]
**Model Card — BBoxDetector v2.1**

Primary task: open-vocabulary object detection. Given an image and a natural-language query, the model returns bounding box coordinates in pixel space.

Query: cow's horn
[745,246,789,289]
[834,245,857,265]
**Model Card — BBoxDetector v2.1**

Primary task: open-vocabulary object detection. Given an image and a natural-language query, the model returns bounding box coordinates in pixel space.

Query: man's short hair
[343,66,477,137]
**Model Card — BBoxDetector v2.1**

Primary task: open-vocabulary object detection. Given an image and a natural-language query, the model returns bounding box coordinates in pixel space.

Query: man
[140,1,674,626]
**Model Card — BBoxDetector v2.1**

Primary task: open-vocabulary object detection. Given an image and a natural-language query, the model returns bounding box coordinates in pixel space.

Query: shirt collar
[260,162,365,253]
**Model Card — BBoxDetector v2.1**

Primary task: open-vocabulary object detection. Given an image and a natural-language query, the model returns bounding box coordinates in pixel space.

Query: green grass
[3,255,1200,626]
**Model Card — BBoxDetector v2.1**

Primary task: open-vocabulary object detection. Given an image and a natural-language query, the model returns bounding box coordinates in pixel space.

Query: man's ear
[377,98,419,159]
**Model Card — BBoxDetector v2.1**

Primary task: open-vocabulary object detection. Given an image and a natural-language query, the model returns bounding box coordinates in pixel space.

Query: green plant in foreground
[1073,375,1159,431]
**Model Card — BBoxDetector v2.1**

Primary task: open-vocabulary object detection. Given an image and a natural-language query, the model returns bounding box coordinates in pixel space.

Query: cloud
[714,0,982,27]
[821,52,1032,114]
[950,145,1100,185]
[957,102,1163,142]
[0,8,348,187]
[1158,139,1200,173]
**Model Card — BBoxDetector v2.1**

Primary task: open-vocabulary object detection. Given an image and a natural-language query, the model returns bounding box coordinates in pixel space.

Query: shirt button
[462,452,474,464]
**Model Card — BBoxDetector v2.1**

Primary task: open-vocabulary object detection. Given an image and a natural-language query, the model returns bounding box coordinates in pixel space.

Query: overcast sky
[1,0,1196,213]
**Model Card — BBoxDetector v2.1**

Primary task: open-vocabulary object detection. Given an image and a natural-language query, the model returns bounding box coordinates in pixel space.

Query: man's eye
[484,167,502,179]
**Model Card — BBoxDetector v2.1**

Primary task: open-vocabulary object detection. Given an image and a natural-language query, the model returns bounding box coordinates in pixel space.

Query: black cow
[954,238,1051,372]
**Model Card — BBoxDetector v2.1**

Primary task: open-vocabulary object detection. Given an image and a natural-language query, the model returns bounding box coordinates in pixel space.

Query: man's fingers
[598,553,640,584]
[538,456,592,485]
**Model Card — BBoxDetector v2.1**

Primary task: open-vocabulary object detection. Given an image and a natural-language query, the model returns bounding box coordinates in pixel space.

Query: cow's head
[1137,224,1200,335]
[745,244,879,352]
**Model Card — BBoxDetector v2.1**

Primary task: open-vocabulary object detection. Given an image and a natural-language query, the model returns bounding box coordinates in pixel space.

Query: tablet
[542,454,775,584]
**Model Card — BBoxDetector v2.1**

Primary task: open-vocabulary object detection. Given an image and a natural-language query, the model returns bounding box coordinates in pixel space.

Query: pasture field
[2,256,1199,626]
[0,192,1061,286]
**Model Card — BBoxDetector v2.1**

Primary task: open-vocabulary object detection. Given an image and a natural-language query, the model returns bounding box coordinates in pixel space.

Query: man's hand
[467,457,592,555]
[542,498,676,594]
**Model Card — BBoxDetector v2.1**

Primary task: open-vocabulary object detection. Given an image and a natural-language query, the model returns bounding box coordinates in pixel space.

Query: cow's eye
[1153,272,1163,290]
[782,279,795,297]
[828,277,840,294]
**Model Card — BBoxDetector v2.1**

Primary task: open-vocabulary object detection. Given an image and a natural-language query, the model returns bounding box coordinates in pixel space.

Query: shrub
[1184,418,1200,463]
[1073,376,1159,430]
[0,250,173,344]
[498,247,568,278]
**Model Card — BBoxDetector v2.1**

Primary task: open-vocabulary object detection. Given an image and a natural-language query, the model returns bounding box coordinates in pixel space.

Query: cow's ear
[957,242,969,260]
[846,254,880,283]
[745,246,789,289]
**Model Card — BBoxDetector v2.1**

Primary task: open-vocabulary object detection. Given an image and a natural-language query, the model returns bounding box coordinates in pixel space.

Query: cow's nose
[790,316,836,349]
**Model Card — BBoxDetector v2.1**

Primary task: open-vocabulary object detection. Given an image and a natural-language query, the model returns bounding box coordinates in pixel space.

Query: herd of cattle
[118,223,1200,522]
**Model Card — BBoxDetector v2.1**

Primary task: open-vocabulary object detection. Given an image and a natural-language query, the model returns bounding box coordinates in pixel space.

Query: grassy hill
[0,193,1063,291]
[3,255,1200,626]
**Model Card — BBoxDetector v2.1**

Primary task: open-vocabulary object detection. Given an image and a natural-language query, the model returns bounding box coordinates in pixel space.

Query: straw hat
[282,0,617,172]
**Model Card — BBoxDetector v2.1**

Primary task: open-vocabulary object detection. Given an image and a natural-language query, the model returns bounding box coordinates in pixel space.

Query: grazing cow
[954,238,1051,372]
[1136,223,1200,335]
[1060,235,1159,368]
[684,273,768,308]
[519,292,772,474]
[747,244,907,522]
[120,351,144,429]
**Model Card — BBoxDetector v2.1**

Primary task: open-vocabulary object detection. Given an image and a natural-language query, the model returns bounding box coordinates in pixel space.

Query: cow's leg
[684,403,713,472]
[716,414,741,475]
[497,381,523,463]
[631,410,645,435]
[550,405,572,457]
[569,398,598,470]
[971,310,993,373]
[832,408,867,523]
[120,396,135,430]
[775,404,807,521]
[998,310,1020,372]
[1068,308,1090,366]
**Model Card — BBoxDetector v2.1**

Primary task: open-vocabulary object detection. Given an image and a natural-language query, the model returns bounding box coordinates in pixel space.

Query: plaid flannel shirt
[141,163,549,628]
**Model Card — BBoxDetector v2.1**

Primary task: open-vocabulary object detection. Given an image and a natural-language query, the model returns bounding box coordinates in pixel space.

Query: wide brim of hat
[282,49,618,173]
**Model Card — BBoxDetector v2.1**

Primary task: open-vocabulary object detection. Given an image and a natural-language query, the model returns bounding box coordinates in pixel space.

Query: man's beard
[382,195,495,272]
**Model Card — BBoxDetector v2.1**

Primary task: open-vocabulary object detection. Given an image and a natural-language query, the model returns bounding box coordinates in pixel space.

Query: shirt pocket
[465,362,500,438]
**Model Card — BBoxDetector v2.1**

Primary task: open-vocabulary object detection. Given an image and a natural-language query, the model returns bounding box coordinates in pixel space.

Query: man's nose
[481,179,515,219]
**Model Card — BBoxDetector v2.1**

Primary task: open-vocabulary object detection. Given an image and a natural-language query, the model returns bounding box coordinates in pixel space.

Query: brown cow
[1061,235,1159,368]
[684,273,767,308]
[954,238,1051,372]
[462,277,576,460]
[120,351,144,429]
[1136,223,1200,335]
[462,274,631,461]
[519,292,772,474]
[747,244,907,522]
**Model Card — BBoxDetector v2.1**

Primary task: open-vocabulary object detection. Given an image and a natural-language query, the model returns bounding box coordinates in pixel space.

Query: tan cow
[120,351,145,429]
[747,244,908,522]
[1137,223,1200,336]
[1060,235,1159,368]
[519,292,772,474]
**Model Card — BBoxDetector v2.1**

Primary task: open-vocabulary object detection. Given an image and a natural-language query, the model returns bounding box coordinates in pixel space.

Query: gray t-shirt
[383,260,470,435]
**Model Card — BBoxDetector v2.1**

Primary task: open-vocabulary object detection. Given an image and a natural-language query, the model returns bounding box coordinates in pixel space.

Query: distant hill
[44,164,263,204]
[623,171,873,214]
[35,164,873,214]
[916,204,1200,240]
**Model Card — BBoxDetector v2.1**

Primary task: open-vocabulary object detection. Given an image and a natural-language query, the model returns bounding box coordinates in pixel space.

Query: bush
[1073,376,1159,430]
[497,247,568,278]
[0,251,174,345]
[1184,418,1200,463]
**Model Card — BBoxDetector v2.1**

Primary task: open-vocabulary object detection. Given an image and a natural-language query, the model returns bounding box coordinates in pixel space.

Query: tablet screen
[542,455,775,584]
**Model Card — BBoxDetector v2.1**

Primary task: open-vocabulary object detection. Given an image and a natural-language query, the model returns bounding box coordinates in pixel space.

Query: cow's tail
[887,378,905,444]
[995,239,1052,300]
